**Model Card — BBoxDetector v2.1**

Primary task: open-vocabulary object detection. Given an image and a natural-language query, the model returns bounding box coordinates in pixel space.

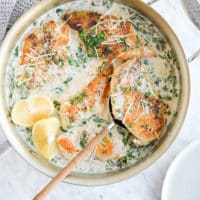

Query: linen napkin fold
[0,0,39,43]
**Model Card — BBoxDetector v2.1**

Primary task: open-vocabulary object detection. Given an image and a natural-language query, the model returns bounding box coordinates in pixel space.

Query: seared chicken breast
[21,20,69,66]
[59,60,113,128]
[19,21,69,89]
[63,11,156,61]
[110,59,165,145]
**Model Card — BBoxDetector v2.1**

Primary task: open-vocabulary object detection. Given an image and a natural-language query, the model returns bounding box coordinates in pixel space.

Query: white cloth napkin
[0,0,39,43]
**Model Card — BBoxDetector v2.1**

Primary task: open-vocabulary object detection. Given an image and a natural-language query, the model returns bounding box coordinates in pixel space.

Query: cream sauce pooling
[6,0,180,174]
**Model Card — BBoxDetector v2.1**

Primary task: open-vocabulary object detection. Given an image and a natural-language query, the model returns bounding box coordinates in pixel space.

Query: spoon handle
[33,122,115,200]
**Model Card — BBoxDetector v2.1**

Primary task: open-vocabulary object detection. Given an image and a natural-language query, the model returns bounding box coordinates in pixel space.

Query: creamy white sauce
[6,0,180,174]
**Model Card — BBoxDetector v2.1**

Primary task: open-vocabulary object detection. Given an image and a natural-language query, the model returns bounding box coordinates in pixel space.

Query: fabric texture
[0,0,39,43]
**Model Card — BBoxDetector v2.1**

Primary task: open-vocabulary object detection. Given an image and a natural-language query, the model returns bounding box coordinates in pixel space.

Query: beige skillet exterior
[0,0,190,186]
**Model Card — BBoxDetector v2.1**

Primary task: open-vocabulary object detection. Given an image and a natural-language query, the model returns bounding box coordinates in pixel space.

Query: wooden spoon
[33,95,130,200]
[33,96,130,200]
[33,122,114,200]
[33,97,128,200]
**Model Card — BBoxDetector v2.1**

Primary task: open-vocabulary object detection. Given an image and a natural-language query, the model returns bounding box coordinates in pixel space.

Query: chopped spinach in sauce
[6,0,180,174]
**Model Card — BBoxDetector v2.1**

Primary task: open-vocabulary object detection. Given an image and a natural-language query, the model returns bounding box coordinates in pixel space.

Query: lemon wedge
[32,117,60,159]
[11,95,54,127]
[11,100,35,127]
[28,95,54,122]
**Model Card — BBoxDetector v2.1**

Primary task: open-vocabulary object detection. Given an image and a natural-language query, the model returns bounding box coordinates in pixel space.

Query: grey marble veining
[0,0,200,199]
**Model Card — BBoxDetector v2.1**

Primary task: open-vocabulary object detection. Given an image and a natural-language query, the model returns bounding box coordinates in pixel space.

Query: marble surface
[0,0,200,199]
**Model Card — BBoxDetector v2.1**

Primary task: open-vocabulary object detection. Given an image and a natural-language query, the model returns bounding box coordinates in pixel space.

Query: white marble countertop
[0,0,200,199]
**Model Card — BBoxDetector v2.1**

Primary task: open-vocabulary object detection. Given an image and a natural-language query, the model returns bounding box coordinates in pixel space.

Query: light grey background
[0,0,39,42]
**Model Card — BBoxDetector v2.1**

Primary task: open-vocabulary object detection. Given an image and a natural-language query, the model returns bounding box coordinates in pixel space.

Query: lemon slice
[28,95,54,122]
[32,117,60,160]
[11,100,35,127]
[11,95,54,127]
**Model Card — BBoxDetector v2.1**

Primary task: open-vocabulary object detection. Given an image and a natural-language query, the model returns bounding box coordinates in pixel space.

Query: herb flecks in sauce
[6,0,180,174]
[14,46,19,57]
[80,29,105,57]
[63,77,73,86]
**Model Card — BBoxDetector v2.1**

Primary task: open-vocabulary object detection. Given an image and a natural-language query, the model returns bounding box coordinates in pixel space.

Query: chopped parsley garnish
[143,59,150,65]
[80,131,88,148]
[107,159,115,166]
[98,63,106,70]
[69,98,74,105]
[25,127,32,133]
[67,123,73,129]
[67,47,89,67]
[77,91,86,103]
[153,37,166,51]
[119,37,127,45]
[108,132,112,138]
[56,8,65,16]
[145,91,151,98]
[20,96,28,100]
[66,46,71,50]
[80,29,105,54]
[136,35,141,45]
[53,100,61,110]
[122,136,129,146]
[80,139,86,148]
[14,46,19,57]
[55,87,63,94]
[122,86,132,93]
[63,77,73,86]
[106,46,112,52]
[93,116,107,123]
[60,127,67,132]
[107,76,112,82]
[116,143,155,168]
[67,57,79,67]
[69,91,86,105]
[80,29,88,41]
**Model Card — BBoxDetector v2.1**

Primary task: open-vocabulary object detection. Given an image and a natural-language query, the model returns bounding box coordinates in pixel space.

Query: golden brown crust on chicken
[59,60,113,128]
[19,20,69,89]
[63,11,137,59]
[122,91,165,145]
[110,59,165,145]
[63,11,101,31]
[62,11,156,61]
[21,20,69,66]
[21,29,45,66]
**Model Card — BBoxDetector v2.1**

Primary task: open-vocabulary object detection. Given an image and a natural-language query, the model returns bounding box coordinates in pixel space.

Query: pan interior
[3,0,184,181]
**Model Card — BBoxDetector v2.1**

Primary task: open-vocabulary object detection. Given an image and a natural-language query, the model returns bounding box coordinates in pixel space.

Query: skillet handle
[147,0,159,5]
[0,140,12,158]
[188,49,200,63]
[147,0,200,63]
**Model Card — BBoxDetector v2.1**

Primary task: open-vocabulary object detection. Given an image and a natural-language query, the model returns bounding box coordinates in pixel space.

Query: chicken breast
[18,20,69,89]
[59,60,113,128]
[62,11,156,61]
[21,20,69,66]
[110,59,165,145]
